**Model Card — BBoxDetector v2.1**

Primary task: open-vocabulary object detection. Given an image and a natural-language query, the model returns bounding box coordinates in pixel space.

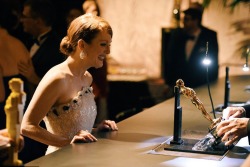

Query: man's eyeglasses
[21,14,34,19]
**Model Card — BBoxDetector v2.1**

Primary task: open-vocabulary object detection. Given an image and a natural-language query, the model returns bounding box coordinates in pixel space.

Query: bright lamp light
[243,64,249,72]
[203,57,211,66]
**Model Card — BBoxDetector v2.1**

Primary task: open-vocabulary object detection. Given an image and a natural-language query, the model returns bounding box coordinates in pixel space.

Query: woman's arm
[21,70,70,147]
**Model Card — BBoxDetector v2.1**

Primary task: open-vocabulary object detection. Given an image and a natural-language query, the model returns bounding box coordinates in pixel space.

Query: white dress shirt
[185,28,201,60]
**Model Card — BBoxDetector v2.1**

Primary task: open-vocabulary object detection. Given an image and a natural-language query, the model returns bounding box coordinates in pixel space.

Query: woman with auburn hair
[21,14,118,155]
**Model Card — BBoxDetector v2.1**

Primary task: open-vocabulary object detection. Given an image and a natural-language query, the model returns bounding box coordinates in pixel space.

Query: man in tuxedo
[19,0,64,97]
[165,5,219,96]
[18,0,64,163]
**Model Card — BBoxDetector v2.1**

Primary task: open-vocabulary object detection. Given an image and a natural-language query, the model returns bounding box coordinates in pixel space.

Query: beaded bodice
[43,87,97,154]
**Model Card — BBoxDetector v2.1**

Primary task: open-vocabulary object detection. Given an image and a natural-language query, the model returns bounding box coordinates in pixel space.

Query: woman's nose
[105,46,110,54]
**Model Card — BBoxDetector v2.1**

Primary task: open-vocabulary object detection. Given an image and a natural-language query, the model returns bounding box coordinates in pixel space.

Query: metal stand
[223,66,230,109]
[164,85,232,156]
[215,66,246,112]
[170,86,183,145]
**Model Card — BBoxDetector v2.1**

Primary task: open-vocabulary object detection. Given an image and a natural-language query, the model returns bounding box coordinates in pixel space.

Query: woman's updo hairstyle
[60,13,113,56]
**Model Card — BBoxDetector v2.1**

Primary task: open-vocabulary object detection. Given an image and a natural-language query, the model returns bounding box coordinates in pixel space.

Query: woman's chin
[95,63,103,69]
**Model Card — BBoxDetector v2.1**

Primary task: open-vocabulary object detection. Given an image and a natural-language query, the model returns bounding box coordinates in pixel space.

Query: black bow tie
[186,35,195,41]
[33,39,40,45]
[33,32,50,46]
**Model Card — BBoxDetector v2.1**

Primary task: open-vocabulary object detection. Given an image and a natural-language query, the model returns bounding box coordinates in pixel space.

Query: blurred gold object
[4,78,26,166]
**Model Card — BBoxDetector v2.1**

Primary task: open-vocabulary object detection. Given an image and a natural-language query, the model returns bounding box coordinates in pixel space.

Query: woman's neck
[65,57,87,78]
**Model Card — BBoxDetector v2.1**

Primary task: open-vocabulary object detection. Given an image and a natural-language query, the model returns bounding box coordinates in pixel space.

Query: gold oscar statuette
[3,78,26,166]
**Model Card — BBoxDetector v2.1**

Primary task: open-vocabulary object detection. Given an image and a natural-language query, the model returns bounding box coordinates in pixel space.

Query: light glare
[203,58,211,66]
[242,64,249,72]
[173,9,179,14]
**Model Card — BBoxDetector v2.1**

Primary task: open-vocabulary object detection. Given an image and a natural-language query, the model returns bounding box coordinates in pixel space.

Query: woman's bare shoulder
[39,64,69,89]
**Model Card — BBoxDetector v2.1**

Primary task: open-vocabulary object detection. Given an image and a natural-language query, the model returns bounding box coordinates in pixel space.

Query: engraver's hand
[216,118,248,146]
[222,107,246,120]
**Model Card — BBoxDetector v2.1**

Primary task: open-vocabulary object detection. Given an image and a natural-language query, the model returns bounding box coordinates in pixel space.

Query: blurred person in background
[18,0,65,163]
[164,3,218,97]
[0,0,30,130]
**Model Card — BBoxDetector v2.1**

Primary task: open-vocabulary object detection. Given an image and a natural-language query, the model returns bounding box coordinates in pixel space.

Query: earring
[80,51,85,59]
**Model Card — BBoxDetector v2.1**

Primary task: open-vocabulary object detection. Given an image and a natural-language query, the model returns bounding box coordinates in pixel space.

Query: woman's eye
[101,43,111,47]
[100,43,107,46]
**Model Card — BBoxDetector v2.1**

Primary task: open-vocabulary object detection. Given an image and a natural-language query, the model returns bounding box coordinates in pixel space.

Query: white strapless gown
[43,87,97,155]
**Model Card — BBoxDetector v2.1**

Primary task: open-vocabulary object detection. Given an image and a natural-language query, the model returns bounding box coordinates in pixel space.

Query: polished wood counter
[25,75,250,167]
